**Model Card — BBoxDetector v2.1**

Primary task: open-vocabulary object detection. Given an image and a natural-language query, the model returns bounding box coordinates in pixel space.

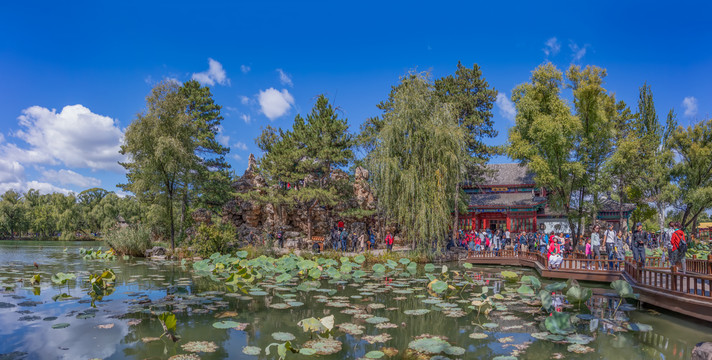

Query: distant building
[699,222,712,241]
[459,164,635,234]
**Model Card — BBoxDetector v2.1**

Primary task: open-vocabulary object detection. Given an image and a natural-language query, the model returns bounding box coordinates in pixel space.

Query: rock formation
[222,155,383,248]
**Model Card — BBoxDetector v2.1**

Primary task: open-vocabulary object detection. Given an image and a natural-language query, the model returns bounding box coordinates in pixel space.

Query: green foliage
[190,221,236,256]
[545,312,574,335]
[611,279,638,299]
[87,269,116,307]
[158,312,180,342]
[367,72,466,250]
[50,272,76,285]
[104,224,152,257]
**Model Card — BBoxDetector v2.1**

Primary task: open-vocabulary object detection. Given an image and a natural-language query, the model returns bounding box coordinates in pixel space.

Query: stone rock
[692,342,712,360]
[353,166,376,210]
[145,246,167,258]
[191,208,212,225]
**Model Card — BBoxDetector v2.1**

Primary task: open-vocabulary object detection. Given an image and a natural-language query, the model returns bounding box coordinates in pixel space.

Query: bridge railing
[625,261,712,299]
[466,249,625,272]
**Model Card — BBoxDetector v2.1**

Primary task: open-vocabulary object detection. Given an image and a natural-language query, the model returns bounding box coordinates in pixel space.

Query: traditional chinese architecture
[460,163,635,233]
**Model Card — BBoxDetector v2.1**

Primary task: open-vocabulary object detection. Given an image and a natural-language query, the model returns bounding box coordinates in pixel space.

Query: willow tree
[368,73,465,251]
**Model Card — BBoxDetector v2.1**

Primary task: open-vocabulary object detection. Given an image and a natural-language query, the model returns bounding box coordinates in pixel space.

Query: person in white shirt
[604,224,617,268]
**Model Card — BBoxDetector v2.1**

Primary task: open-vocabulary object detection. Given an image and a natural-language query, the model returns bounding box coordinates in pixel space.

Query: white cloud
[240,96,251,105]
[4,104,125,172]
[234,141,248,151]
[191,58,230,86]
[277,68,293,87]
[241,114,251,123]
[216,126,230,147]
[42,169,101,188]
[0,158,24,184]
[496,92,517,122]
[0,159,73,195]
[241,65,251,74]
[569,42,588,61]
[682,96,698,117]
[543,37,560,56]
[232,154,242,161]
[21,181,72,195]
[258,88,294,120]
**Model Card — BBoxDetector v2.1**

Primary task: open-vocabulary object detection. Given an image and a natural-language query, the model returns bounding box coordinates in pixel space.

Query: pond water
[1,241,711,360]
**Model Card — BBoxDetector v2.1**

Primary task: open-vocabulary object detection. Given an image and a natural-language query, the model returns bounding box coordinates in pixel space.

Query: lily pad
[51,323,70,329]
[517,284,534,296]
[363,333,392,344]
[242,346,262,355]
[213,320,242,329]
[271,332,296,341]
[567,344,594,353]
[424,264,435,272]
[365,316,390,324]
[182,341,218,353]
[338,322,365,335]
[407,335,450,354]
[625,322,653,332]
[403,309,431,316]
[303,338,342,355]
[364,350,385,359]
[469,333,488,339]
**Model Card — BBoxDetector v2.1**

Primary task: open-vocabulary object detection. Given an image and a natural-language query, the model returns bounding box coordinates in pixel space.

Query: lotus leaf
[272,332,295,341]
[530,332,549,340]
[407,335,450,354]
[566,334,594,344]
[469,333,488,339]
[213,320,243,329]
[429,280,448,294]
[545,312,574,335]
[354,255,366,264]
[567,344,594,353]
[462,263,473,269]
[338,322,365,335]
[182,341,218,353]
[302,338,342,355]
[482,323,499,329]
[403,309,431,315]
[168,354,200,360]
[566,286,592,304]
[424,264,435,272]
[407,262,417,272]
[500,271,519,282]
[611,280,638,299]
[299,348,317,355]
[363,333,392,344]
[517,284,534,296]
[545,282,567,292]
[372,264,386,273]
[366,316,390,324]
[365,350,385,359]
[242,346,261,355]
[51,323,70,329]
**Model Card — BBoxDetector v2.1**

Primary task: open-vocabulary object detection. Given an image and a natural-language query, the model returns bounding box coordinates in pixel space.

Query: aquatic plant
[158,312,180,342]
[87,269,116,307]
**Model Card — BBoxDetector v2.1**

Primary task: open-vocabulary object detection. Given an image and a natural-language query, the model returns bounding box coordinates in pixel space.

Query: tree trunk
[307,205,312,243]
[452,184,460,241]
[168,195,175,252]
[619,179,624,232]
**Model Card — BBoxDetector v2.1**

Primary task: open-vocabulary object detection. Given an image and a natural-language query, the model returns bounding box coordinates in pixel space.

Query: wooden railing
[625,261,712,299]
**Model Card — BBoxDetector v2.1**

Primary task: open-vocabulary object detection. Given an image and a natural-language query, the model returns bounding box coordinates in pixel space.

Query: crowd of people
[451,221,689,273]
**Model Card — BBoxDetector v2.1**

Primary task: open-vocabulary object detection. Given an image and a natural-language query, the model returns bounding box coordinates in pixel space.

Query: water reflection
[0,241,711,359]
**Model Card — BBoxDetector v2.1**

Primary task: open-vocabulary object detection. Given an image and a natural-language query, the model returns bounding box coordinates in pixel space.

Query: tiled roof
[464,163,536,187]
[598,197,636,213]
[469,192,547,208]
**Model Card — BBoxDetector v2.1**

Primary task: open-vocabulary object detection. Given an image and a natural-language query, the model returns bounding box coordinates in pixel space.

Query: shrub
[105,225,152,257]
[191,221,236,257]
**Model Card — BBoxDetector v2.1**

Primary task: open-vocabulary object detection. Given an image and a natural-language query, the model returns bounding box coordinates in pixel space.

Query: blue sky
[1,0,710,195]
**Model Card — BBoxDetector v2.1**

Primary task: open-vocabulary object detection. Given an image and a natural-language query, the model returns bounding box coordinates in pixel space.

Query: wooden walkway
[464,250,712,322]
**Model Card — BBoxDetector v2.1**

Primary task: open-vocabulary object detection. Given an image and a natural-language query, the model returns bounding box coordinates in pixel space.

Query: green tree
[368,72,465,250]
[433,61,498,238]
[120,81,195,250]
[668,118,712,230]
[0,190,27,238]
[255,95,354,240]
[508,63,584,238]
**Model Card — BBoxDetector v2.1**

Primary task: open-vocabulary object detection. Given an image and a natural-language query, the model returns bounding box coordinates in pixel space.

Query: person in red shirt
[670,221,687,273]
[385,231,394,252]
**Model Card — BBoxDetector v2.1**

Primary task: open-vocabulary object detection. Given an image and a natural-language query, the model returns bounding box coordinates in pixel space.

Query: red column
[533,213,537,233]
[506,213,511,231]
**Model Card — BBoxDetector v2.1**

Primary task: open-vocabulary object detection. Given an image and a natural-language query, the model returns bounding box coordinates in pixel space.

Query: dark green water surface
[0,241,710,360]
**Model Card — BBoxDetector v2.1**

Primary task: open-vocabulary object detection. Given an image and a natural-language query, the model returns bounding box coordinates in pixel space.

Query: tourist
[369,230,376,250]
[591,225,601,259]
[670,222,687,273]
[277,229,284,248]
[474,234,482,251]
[330,225,340,250]
[662,221,674,264]
[604,224,616,268]
[340,228,349,252]
[539,232,549,255]
[527,232,537,252]
[585,238,592,269]
[385,231,394,252]
[632,222,647,268]
[505,229,511,247]
[548,236,563,269]
[493,230,501,255]
[351,232,359,252]
[358,232,366,252]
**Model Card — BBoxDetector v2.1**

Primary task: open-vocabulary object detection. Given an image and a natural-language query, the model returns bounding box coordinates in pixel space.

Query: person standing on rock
[277,229,284,248]
[340,228,349,252]
[385,231,394,252]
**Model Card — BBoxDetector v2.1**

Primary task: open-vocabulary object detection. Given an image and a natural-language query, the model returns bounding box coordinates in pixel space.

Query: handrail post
[707,254,712,275]
[670,266,677,292]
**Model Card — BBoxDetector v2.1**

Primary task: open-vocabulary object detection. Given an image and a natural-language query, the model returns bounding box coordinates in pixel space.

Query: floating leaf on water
[403,309,431,316]
[242,346,261,355]
[407,335,450,355]
[97,323,114,329]
[567,344,594,353]
[271,332,295,341]
[181,341,218,353]
[215,311,238,319]
[142,337,161,343]
[368,303,386,310]
[375,322,398,329]
[482,323,499,329]
[500,271,519,282]
[517,284,534,296]
[544,282,567,292]
[0,302,16,308]
[212,320,242,329]
[381,347,399,357]
[530,332,549,340]
[354,255,366,264]
[545,312,574,335]
[469,332,488,339]
[363,333,392,344]
[338,322,365,335]
[424,264,435,272]
[566,334,594,344]
[51,323,70,329]
[462,263,473,269]
[302,338,342,355]
[429,279,448,294]
[365,316,390,324]
[365,350,385,359]
[168,354,201,360]
[547,334,565,341]
[444,346,466,356]
[372,264,386,273]
[42,316,58,321]
[269,303,292,309]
